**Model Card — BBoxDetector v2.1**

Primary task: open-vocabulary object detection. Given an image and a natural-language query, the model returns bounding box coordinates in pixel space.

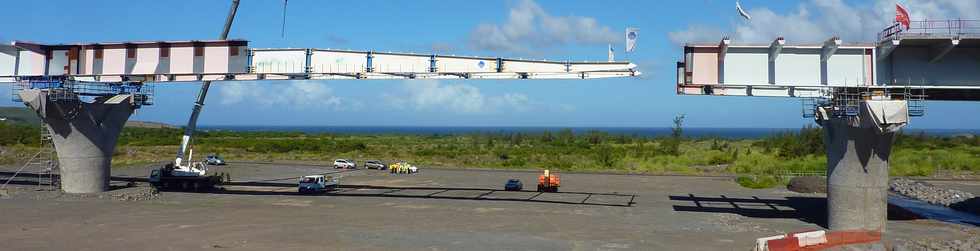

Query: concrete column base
[822,118,895,232]
[19,90,135,193]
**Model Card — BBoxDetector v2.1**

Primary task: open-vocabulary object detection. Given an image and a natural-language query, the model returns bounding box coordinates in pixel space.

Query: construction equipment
[149,149,222,191]
[537,169,560,192]
[148,0,240,191]
[298,175,338,194]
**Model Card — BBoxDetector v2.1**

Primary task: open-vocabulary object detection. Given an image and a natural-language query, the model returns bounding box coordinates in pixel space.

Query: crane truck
[147,0,240,191]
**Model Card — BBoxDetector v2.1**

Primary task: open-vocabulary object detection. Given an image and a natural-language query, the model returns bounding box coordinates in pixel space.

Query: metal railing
[11,80,154,107]
[765,168,825,178]
[878,19,980,42]
[804,86,926,119]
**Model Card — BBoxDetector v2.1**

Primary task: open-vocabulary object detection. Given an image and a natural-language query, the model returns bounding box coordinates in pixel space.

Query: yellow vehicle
[389,162,418,174]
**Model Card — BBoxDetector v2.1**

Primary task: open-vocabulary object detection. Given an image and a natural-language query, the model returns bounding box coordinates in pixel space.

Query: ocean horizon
[196,125,980,139]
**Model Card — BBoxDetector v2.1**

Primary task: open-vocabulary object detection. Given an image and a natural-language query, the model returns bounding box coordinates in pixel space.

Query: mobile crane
[148,0,241,191]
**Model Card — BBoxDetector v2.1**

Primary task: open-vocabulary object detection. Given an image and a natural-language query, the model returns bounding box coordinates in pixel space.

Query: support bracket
[821,37,841,62]
[768,37,785,62]
[878,39,901,59]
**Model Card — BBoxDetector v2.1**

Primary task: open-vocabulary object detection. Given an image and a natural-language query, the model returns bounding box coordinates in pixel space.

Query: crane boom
[175,0,240,167]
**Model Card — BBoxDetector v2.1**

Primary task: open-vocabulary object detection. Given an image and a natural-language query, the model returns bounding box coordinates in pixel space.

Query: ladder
[1,124,60,191]
[35,125,58,191]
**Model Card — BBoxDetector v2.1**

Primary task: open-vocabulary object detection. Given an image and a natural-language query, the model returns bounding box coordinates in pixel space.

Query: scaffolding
[4,78,155,192]
[0,124,58,191]
[11,78,154,107]
[34,125,58,190]
[802,86,926,119]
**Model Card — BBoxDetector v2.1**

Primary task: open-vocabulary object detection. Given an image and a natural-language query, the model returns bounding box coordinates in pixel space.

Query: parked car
[365,160,386,170]
[205,154,226,165]
[504,179,523,191]
[298,175,338,194]
[333,159,356,169]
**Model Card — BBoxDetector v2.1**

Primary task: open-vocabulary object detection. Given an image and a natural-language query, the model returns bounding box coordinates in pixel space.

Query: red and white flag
[896,4,911,30]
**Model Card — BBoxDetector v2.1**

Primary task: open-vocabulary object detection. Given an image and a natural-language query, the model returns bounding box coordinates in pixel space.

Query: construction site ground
[1,163,978,250]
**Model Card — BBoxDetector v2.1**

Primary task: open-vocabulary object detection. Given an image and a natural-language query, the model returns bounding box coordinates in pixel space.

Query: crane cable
[281,0,288,38]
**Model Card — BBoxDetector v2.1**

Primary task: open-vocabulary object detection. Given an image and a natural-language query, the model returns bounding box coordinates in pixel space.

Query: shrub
[735,175,782,189]
[594,145,619,167]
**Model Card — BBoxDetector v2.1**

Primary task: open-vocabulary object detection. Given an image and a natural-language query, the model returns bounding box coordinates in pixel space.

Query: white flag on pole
[608,44,615,62]
[625,27,638,53]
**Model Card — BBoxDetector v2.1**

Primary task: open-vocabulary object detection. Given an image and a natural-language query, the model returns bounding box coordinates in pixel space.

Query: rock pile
[105,186,160,201]
[787,176,826,193]
[889,178,974,207]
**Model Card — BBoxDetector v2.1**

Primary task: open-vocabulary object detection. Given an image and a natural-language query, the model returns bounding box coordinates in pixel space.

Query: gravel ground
[895,237,980,251]
[0,183,159,201]
[2,164,978,250]
[890,178,975,207]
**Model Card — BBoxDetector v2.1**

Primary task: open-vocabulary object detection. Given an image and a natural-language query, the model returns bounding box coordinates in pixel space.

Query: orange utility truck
[537,169,560,192]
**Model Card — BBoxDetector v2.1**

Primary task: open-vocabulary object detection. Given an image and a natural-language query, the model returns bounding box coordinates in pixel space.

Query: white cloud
[386,80,535,114]
[216,81,355,110]
[469,0,618,52]
[667,25,725,45]
[491,93,531,112]
[669,0,980,44]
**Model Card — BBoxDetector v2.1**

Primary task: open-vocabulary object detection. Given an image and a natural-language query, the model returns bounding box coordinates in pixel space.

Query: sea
[197,126,980,139]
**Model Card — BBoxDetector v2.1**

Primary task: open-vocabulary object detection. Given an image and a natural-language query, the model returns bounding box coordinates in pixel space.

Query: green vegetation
[1,118,978,188]
[735,175,784,189]
[0,107,41,125]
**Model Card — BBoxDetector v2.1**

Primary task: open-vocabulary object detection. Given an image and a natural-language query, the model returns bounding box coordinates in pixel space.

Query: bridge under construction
[0,39,640,194]
[1,0,979,244]
[676,19,980,233]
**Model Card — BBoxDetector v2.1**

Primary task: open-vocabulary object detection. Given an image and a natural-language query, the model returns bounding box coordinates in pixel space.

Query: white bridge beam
[0,40,640,83]
[679,35,980,100]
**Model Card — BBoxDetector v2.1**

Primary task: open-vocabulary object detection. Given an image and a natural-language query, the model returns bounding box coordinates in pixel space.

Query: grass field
[2,121,978,184]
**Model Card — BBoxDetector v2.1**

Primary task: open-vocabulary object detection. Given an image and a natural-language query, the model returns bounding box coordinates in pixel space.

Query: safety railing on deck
[10,79,154,107]
[803,86,926,119]
[878,19,980,42]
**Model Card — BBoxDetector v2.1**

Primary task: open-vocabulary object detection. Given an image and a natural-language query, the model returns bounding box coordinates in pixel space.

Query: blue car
[504,179,523,191]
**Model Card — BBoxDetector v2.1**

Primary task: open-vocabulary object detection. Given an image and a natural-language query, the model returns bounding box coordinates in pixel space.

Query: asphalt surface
[1,163,978,250]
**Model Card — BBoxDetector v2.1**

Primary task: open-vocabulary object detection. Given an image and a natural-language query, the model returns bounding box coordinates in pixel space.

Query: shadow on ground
[2,171,636,207]
[670,194,923,228]
[214,180,637,207]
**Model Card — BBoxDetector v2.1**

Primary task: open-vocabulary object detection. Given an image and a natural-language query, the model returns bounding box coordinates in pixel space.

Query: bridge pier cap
[817,100,908,232]
[18,87,137,194]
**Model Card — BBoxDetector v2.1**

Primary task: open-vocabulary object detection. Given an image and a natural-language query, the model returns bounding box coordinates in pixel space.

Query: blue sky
[1,0,978,128]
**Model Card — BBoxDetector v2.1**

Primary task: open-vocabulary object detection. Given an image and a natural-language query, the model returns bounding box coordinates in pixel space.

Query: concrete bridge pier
[19,89,135,193]
[819,100,908,232]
